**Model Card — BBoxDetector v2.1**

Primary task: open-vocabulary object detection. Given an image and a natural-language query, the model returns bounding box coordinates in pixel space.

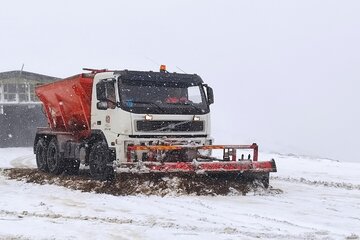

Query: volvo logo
[167,124,176,130]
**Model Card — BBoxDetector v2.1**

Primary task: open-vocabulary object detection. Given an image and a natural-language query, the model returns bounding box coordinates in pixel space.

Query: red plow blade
[121,143,277,188]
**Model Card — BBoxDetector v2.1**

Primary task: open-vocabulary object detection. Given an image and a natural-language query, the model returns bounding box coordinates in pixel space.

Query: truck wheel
[46,138,65,175]
[64,159,80,175]
[89,142,114,181]
[35,139,48,172]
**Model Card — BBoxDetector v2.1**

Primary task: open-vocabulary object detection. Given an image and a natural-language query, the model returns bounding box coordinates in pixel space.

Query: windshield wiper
[167,102,203,112]
[183,102,203,112]
[127,100,165,113]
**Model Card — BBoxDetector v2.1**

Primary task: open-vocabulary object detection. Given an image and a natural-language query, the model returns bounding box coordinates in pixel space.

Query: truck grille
[136,120,204,132]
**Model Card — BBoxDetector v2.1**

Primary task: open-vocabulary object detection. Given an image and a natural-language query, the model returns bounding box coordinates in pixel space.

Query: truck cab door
[93,78,118,134]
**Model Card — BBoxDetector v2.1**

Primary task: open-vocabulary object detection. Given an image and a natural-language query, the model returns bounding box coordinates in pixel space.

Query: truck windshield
[118,79,209,114]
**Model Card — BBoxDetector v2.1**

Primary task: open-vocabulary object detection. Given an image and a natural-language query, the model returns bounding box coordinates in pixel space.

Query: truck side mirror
[206,86,214,105]
[97,101,109,110]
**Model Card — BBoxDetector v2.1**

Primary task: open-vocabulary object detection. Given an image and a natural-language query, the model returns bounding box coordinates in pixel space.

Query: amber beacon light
[160,65,166,72]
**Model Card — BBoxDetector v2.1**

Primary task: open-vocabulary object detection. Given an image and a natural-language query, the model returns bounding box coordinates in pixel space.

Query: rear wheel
[89,142,114,181]
[35,138,48,172]
[46,138,65,175]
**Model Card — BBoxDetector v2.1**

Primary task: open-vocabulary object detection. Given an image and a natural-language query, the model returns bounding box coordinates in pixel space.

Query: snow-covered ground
[0,148,359,240]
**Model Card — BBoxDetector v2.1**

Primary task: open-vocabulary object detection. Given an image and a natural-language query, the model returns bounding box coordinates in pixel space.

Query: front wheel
[89,142,114,181]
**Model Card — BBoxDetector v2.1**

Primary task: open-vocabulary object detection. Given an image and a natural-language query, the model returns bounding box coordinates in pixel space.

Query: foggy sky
[1,0,359,162]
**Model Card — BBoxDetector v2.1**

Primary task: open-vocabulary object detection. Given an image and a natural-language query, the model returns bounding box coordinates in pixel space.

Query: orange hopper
[35,74,94,139]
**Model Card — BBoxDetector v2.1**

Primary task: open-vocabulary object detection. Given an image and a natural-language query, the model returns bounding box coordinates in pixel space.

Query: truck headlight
[145,114,153,121]
[193,116,200,121]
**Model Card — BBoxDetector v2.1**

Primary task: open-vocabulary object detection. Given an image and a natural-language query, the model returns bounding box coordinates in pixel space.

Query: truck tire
[35,138,48,172]
[89,142,114,181]
[46,138,65,175]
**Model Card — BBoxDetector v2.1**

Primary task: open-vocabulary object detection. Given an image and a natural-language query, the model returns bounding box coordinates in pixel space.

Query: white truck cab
[90,69,214,163]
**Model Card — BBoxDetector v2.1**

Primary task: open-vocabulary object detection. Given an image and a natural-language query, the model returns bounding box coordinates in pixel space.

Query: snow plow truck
[34,66,276,187]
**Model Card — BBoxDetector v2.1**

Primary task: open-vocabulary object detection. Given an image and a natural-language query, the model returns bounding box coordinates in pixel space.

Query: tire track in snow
[0,209,134,224]
[0,234,31,240]
[243,213,320,231]
[130,197,333,238]
[0,209,327,240]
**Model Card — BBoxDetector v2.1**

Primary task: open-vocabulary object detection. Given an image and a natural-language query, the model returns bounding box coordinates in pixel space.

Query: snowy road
[0,148,359,240]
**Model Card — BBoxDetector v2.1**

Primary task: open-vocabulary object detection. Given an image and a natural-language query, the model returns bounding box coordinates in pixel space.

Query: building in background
[0,70,58,147]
